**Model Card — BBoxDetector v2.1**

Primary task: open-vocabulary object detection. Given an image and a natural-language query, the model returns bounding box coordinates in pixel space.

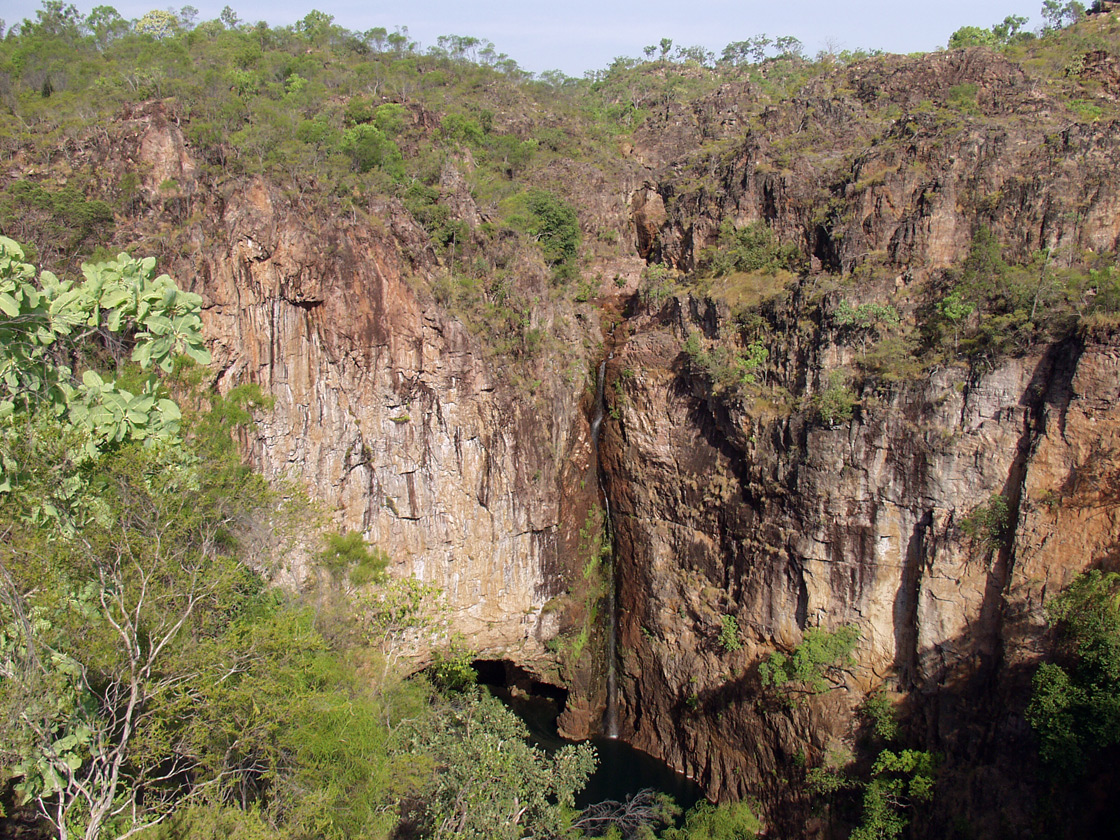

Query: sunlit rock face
[194,177,603,662]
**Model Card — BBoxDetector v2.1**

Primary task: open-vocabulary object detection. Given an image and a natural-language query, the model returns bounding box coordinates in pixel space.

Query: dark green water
[484,682,705,811]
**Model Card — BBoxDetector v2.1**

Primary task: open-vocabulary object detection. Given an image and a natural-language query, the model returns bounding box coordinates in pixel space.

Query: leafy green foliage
[947,15,1031,48]
[340,123,405,177]
[354,575,449,656]
[860,689,900,742]
[427,639,479,694]
[834,300,903,370]
[718,614,743,652]
[835,300,901,333]
[660,800,760,840]
[640,262,679,309]
[759,624,860,696]
[701,221,803,277]
[814,370,858,426]
[960,493,1010,549]
[850,750,938,840]
[524,188,581,276]
[1042,0,1087,32]
[1027,570,1120,776]
[0,239,209,519]
[0,241,435,840]
[398,689,596,840]
[924,228,1120,361]
[0,428,279,838]
[684,333,769,395]
[0,241,208,530]
[806,689,935,840]
[0,181,113,268]
[317,531,389,586]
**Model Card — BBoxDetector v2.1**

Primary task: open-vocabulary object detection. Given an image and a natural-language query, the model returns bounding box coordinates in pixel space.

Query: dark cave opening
[471,658,569,707]
[470,659,705,812]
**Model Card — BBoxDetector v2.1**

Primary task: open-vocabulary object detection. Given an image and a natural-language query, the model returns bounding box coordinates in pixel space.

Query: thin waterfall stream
[590,354,619,739]
[469,339,706,815]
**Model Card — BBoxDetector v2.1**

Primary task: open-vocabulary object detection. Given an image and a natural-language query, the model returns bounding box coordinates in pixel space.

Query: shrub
[525,189,580,268]
[701,220,804,276]
[815,370,858,426]
[1027,570,1120,776]
[317,531,389,586]
[640,262,678,308]
[760,624,860,695]
[684,333,769,394]
[340,124,405,178]
[960,494,1009,549]
[860,689,899,741]
[718,614,742,652]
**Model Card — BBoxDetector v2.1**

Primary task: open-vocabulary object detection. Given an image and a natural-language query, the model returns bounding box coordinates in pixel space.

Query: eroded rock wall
[595,296,1120,834]
[190,177,602,661]
[52,43,1120,837]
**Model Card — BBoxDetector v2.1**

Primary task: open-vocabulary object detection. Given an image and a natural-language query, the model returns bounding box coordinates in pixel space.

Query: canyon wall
[598,298,1120,834]
[600,46,1120,835]
[194,177,606,660]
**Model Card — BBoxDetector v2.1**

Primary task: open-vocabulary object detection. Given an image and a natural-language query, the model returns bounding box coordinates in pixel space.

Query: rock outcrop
[592,295,1120,834]
[174,46,1120,834]
[193,176,603,661]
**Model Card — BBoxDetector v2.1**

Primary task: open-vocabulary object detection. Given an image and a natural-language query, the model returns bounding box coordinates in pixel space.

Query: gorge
[4,7,1120,838]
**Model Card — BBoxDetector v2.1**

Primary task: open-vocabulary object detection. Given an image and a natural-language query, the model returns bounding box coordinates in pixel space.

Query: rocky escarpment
[593,291,1120,835]
[633,47,1120,277]
[72,104,606,666]
[196,177,607,661]
[592,40,1120,835]
[168,44,1120,834]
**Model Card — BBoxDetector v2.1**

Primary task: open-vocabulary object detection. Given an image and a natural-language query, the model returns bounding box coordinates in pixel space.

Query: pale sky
[4,0,1049,76]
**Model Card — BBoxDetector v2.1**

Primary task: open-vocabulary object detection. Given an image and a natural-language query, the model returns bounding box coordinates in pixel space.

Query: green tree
[661,800,760,839]
[340,123,405,177]
[948,26,997,48]
[960,494,1010,549]
[702,221,803,276]
[135,9,179,38]
[218,5,239,29]
[84,6,129,50]
[0,238,209,515]
[0,241,430,839]
[1027,570,1120,775]
[525,189,581,274]
[1041,0,1086,31]
[814,370,858,427]
[851,750,938,840]
[399,690,596,840]
[718,614,743,652]
[760,624,860,696]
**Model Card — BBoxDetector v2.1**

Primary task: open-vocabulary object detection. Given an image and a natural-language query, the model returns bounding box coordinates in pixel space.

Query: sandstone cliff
[595,293,1120,835]
[148,42,1120,836]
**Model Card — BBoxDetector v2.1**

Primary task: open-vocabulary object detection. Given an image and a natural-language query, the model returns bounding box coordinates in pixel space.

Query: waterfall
[591,356,619,739]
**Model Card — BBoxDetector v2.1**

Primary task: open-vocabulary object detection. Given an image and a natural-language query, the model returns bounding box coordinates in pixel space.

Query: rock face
[176,48,1120,834]
[594,297,1120,834]
[194,177,600,661]
[588,43,1120,836]
[633,49,1120,277]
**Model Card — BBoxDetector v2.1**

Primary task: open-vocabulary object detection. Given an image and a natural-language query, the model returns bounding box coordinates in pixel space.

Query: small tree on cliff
[759,624,860,698]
